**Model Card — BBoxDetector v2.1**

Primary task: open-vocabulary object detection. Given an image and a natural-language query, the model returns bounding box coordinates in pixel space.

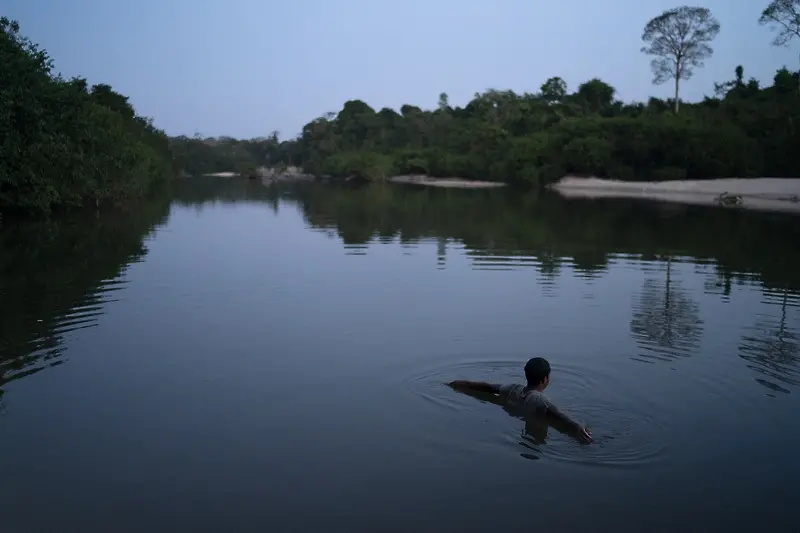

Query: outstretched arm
[547,403,592,443]
[447,380,500,394]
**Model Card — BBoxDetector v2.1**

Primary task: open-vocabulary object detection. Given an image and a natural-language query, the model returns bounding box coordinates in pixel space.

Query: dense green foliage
[168,132,292,179]
[6,3,800,203]
[173,65,800,186]
[0,18,174,215]
[289,65,800,185]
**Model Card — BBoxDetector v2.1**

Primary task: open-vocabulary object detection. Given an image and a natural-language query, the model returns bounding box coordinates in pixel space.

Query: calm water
[1,179,799,532]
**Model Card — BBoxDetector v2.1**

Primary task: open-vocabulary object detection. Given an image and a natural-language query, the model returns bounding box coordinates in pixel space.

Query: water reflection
[739,289,800,395]
[630,257,704,363]
[171,179,800,390]
[284,183,799,287]
[0,200,170,396]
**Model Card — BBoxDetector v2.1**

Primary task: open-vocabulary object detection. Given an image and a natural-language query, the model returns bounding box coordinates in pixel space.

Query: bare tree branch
[759,0,800,47]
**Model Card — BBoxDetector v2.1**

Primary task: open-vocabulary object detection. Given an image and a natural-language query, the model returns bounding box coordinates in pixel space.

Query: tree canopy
[1,18,175,216]
[171,4,798,187]
[266,62,798,185]
[5,3,800,213]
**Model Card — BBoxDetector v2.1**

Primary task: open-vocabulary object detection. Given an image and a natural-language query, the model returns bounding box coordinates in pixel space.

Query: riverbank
[199,170,507,189]
[388,175,506,188]
[203,172,238,178]
[549,177,800,214]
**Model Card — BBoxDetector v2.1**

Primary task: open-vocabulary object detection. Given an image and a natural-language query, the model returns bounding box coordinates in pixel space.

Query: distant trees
[279,56,798,184]
[168,135,294,178]
[9,1,800,209]
[1,18,174,215]
[178,56,800,186]
[170,3,800,187]
[641,6,721,113]
[575,78,616,114]
[540,77,567,104]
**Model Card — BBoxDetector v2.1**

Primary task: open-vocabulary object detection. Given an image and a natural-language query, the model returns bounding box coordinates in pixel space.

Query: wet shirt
[496,384,558,416]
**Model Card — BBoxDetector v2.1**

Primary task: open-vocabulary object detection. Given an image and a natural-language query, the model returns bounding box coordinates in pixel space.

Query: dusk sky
[5,0,798,139]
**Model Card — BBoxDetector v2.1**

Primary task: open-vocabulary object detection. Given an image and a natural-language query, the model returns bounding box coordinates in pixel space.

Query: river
[1,178,799,532]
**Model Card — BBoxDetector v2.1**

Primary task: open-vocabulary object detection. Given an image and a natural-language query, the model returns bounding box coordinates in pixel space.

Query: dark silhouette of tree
[641,6,721,113]
[760,0,800,49]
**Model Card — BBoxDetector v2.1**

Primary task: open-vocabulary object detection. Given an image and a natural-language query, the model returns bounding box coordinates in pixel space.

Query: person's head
[524,357,551,390]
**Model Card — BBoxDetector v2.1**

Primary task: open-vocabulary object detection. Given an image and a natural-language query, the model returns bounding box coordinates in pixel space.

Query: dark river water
[1,178,799,532]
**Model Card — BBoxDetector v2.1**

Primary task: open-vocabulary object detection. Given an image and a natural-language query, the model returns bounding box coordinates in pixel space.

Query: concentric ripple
[507,403,669,468]
[401,355,670,468]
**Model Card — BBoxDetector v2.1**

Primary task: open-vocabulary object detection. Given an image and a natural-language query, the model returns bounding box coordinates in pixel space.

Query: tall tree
[641,6,721,113]
[759,0,800,71]
[760,0,800,47]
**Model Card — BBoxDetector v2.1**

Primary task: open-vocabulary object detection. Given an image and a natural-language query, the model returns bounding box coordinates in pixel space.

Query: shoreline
[388,175,506,189]
[549,177,800,214]
[200,171,508,189]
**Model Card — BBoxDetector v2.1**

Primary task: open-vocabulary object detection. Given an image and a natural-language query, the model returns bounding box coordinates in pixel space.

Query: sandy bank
[389,175,506,189]
[549,177,800,214]
[203,172,239,178]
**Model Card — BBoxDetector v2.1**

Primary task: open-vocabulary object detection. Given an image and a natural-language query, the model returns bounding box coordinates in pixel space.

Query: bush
[0,18,173,215]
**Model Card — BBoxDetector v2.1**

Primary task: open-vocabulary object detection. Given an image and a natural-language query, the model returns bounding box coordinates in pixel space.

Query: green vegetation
[168,131,296,179]
[5,2,800,212]
[173,4,800,187]
[0,18,174,216]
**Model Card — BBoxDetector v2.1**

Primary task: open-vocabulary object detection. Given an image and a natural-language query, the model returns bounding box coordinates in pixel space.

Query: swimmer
[448,357,592,443]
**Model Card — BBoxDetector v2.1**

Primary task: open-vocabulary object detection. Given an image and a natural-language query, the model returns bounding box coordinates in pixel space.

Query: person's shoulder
[524,390,554,408]
[498,383,523,396]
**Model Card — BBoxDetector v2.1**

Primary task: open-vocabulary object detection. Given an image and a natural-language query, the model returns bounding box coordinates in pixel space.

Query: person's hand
[578,426,592,443]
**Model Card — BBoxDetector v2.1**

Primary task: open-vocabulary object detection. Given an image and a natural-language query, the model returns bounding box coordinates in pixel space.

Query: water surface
[1,179,799,532]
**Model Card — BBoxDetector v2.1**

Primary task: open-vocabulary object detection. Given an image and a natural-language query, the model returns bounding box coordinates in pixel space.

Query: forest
[3,2,800,219]
[1,17,175,216]
[172,3,800,186]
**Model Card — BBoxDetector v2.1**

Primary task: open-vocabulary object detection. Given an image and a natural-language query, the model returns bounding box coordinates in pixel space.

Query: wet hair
[524,357,551,387]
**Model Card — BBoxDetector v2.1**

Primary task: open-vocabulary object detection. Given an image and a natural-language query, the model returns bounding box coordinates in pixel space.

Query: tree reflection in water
[739,288,800,395]
[630,257,704,363]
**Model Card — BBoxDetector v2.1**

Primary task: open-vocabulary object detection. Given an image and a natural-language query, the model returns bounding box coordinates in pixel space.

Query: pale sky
[5,0,798,139]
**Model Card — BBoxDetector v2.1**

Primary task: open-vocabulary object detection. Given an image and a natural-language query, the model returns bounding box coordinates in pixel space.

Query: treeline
[173,3,800,186]
[175,64,800,186]
[290,67,799,186]
[0,18,174,216]
[169,132,296,179]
